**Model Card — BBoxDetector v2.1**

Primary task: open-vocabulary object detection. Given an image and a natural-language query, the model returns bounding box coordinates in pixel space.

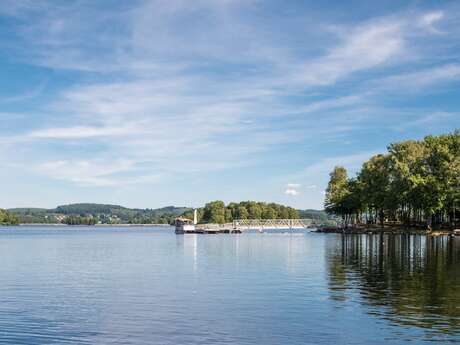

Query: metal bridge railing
[232,219,313,230]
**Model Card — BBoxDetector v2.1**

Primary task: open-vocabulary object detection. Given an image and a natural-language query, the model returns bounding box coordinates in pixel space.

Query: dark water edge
[0,227,458,345]
[316,225,458,235]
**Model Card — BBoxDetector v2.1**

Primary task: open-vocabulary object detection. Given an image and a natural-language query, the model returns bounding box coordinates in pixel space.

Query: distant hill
[298,209,338,226]
[8,204,191,225]
[55,203,126,215]
[8,203,335,226]
[298,209,328,220]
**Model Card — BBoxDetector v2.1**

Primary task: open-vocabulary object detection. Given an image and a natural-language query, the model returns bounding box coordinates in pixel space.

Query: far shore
[17,223,172,227]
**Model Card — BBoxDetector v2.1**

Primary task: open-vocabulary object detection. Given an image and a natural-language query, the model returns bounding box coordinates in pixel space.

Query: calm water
[0,227,459,345]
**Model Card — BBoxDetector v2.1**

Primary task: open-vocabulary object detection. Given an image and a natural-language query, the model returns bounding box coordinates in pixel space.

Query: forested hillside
[8,202,331,226]
[9,204,191,225]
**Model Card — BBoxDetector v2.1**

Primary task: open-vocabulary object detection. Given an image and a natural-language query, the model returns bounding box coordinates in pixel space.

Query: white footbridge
[232,219,314,231]
[180,216,321,234]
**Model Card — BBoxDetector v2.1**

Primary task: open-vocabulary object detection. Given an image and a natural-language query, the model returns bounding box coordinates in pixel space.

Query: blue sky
[0,0,459,210]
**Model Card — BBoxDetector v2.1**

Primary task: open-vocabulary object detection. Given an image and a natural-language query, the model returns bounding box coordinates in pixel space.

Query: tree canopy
[63,215,97,226]
[0,209,19,225]
[183,201,299,224]
[325,131,460,229]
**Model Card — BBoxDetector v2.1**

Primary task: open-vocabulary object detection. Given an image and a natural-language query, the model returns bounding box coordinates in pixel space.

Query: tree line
[8,204,190,225]
[325,131,460,229]
[63,215,97,226]
[0,209,19,225]
[182,201,299,224]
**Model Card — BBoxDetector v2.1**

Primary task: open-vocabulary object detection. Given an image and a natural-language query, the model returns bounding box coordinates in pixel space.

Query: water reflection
[327,234,460,339]
[176,234,198,271]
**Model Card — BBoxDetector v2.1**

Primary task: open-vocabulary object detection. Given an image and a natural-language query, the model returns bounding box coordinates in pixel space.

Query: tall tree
[325,166,350,223]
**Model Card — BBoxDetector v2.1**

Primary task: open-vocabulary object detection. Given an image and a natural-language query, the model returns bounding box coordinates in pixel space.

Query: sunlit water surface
[0,226,459,344]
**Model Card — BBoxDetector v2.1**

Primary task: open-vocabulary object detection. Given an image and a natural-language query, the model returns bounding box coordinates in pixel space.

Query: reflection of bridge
[233,219,315,230]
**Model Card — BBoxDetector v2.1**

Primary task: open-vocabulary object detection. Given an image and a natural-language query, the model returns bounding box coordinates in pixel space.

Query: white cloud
[285,188,299,196]
[285,183,302,196]
[305,184,317,189]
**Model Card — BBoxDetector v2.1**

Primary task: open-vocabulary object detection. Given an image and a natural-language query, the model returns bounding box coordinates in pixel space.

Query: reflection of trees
[327,234,460,337]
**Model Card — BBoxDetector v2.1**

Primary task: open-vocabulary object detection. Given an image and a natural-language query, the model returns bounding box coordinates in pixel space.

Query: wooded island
[325,131,460,230]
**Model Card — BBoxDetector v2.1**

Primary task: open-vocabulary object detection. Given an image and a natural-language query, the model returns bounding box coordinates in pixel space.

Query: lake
[0,226,458,344]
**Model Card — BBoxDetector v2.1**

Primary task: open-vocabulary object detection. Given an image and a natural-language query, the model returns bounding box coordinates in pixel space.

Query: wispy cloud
[29,126,134,139]
[0,81,46,104]
[35,159,160,187]
[418,11,444,33]
[298,19,405,86]
[302,151,381,181]
[375,64,460,91]
[0,1,459,209]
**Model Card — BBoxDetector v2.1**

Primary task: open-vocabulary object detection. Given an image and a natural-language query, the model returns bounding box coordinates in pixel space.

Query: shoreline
[16,223,172,227]
[315,226,460,236]
[5,224,459,237]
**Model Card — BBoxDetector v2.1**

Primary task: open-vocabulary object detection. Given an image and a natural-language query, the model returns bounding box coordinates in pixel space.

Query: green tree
[0,209,19,225]
[202,201,226,223]
[358,154,392,227]
[247,202,263,219]
[236,206,249,219]
[325,166,350,223]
